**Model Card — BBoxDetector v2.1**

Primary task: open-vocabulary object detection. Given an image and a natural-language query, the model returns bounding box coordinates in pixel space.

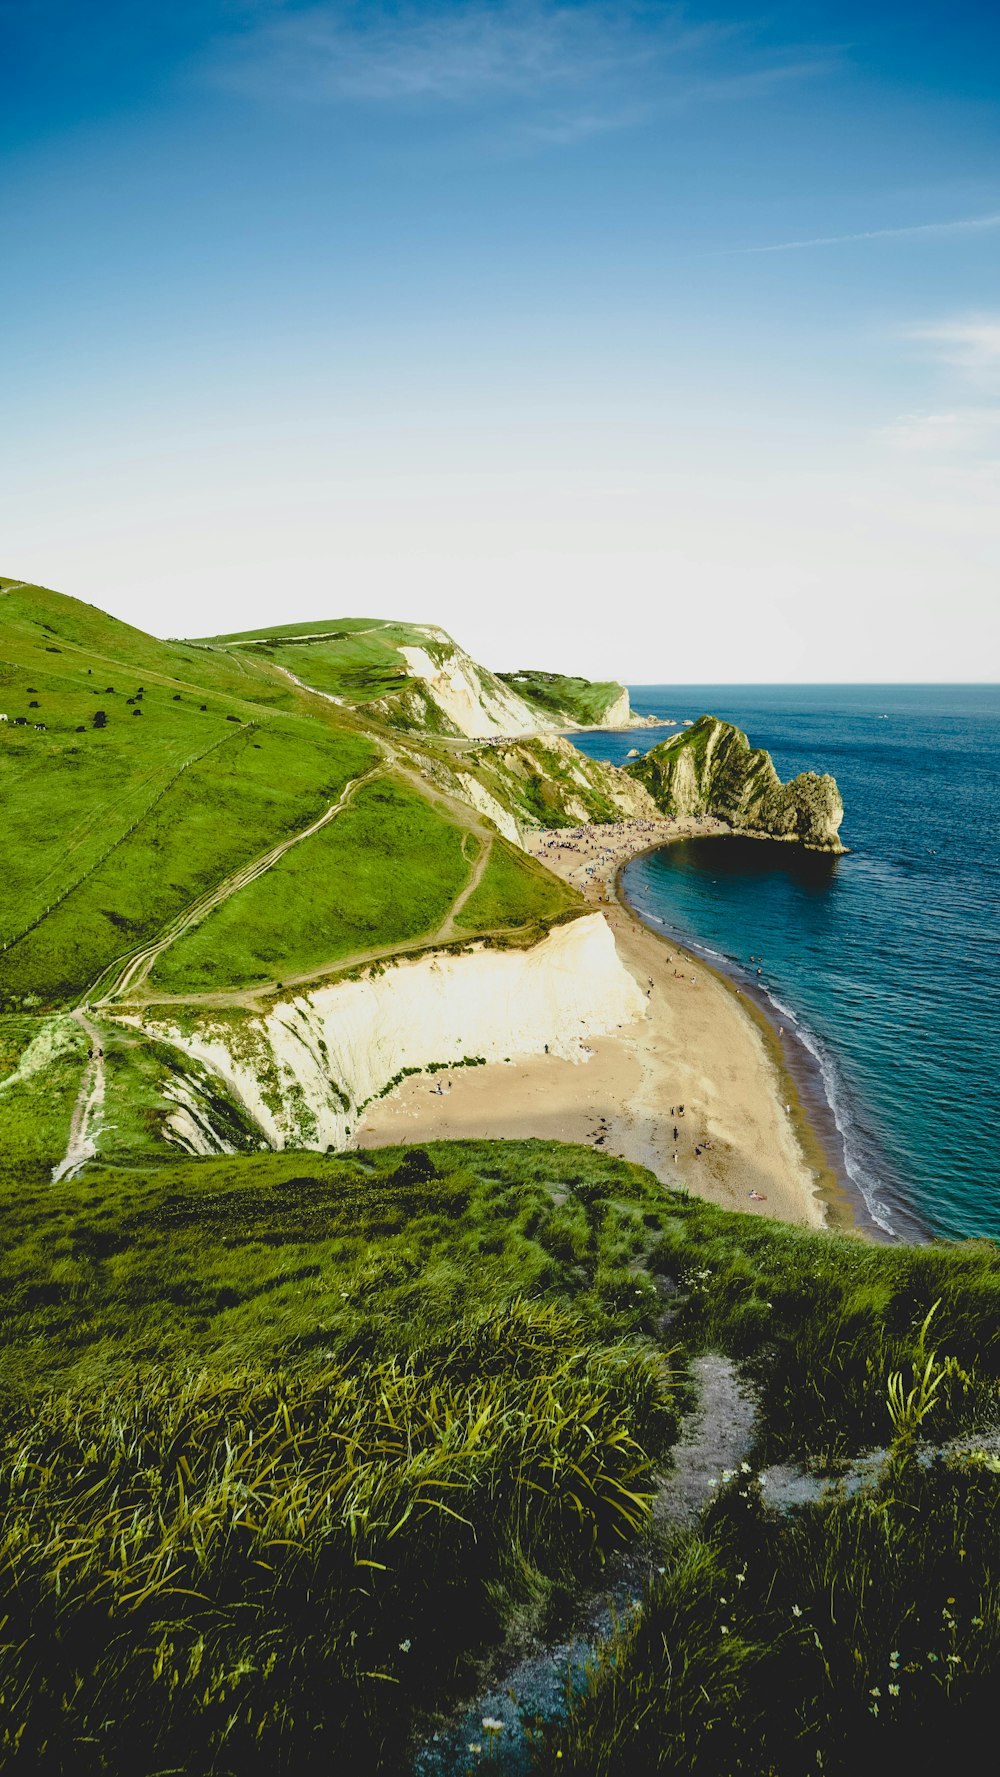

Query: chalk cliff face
[627,715,845,852]
[394,641,543,738]
[119,915,647,1156]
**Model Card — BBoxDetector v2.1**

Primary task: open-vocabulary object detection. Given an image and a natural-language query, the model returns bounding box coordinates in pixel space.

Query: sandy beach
[357,815,829,1229]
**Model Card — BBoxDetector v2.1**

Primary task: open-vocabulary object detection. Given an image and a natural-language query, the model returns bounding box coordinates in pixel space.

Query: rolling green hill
[2,1137,999,1774]
[0,576,605,1168]
[1,576,994,1777]
[498,667,630,726]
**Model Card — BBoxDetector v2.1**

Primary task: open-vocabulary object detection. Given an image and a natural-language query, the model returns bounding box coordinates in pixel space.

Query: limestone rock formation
[626,715,845,852]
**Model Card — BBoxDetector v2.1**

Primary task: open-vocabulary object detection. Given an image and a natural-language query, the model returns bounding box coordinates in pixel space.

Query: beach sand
[356,816,828,1229]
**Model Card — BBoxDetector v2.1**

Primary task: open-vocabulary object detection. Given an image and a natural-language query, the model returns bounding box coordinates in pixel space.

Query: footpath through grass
[148,777,473,993]
[0,724,375,1006]
[3,1141,1000,1772]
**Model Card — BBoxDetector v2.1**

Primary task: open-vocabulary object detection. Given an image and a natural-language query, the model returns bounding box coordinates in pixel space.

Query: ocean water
[571,686,1000,1242]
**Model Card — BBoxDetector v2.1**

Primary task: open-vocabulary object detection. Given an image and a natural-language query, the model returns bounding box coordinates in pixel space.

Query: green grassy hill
[0,581,582,1005]
[2,576,997,1776]
[499,667,629,725]
[202,615,443,711]
[2,1137,999,1773]
[0,577,593,1168]
[199,612,548,736]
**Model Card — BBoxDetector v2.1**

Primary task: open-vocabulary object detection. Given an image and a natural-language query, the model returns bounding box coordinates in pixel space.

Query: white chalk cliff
[125,914,647,1155]
[397,643,543,739]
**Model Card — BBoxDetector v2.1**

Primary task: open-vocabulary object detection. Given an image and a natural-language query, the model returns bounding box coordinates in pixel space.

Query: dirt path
[435,831,492,941]
[124,822,502,1012]
[106,666,508,1012]
[52,1011,107,1184]
[89,766,382,1005]
[413,1354,757,1777]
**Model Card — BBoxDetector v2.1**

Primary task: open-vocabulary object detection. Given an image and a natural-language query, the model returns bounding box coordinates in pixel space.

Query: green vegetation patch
[0,725,375,1006]
[499,668,626,725]
[0,1013,87,1160]
[3,1141,1000,1771]
[455,835,580,931]
[0,1141,679,1772]
[208,619,442,709]
[149,776,472,993]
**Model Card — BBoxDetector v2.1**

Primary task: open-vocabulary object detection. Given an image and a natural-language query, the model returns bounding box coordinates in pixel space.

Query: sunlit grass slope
[454,833,580,931]
[1,580,381,1002]
[2,580,585,1014]
[4,1139,1000,1772]
[0,1014,88,1160]
[200,615,448,708]
[499,667,627,725]
[148,776,471,992]
[1,724,375,1004]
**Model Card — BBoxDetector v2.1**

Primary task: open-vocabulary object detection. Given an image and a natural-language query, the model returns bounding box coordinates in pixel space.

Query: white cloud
[206,1,831,132]
[729,212,1000,256]
[882,407,1000,455]
[909,318,1000,390]
[211,3,666,105]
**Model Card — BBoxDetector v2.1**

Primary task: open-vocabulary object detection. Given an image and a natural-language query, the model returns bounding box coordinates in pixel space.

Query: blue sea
[571,687,1000,1242]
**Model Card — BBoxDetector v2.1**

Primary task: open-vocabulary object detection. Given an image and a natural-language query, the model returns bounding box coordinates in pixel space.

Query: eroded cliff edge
[626,715,845,852]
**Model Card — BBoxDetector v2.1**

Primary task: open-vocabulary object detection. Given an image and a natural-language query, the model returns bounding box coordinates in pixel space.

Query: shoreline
[540,819,853,1234]
[357,817,837,1233]
[618,842,926,1245]
[615,844,876,1238]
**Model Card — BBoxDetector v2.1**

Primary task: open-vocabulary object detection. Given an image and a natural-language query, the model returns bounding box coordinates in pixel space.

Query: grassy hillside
[2,1138,999,1772]
[1,724,376,1005]
[454,835,580,932]
[202,616,442,710]
[499,668,627,725]
[0,581,593,1013]
[200,614,543,738]
[0,578,609,1171]
[148,776,473,993]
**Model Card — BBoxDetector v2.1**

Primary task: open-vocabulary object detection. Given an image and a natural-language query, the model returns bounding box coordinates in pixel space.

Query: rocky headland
[626,714,845,852]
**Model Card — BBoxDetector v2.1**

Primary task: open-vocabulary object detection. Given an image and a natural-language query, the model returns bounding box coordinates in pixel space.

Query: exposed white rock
[454,773,525,847]
[398,644,541,739]
[127,914,647,1153]
[162,1078,235,1156]
[602,688,632,727]
[0,1015,79,1097]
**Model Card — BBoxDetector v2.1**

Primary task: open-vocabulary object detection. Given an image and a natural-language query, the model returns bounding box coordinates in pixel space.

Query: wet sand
[357,816,834,1230]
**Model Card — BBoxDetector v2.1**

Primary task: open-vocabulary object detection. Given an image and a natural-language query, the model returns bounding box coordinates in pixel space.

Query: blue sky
[3,0,999,679]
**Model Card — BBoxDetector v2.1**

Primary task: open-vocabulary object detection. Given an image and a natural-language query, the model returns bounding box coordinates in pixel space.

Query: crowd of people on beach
[536,817,681,897]
[537,814,728,890]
